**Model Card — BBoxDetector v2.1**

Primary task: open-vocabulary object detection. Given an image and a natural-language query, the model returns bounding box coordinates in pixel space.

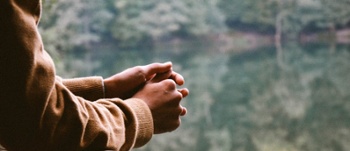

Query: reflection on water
[62,41,350,151]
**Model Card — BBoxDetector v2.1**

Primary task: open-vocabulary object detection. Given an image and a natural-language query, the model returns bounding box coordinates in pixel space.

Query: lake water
[59,40,350,151]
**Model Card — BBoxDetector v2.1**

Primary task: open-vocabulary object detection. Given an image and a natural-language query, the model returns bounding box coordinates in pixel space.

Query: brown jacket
[0,0,153,150]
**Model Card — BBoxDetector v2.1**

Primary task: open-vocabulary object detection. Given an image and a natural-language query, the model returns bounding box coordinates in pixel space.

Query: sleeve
[0,1,153,151]
[60,76,106,101]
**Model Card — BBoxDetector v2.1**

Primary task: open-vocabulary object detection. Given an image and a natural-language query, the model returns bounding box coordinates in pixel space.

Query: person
[0,0,189,151]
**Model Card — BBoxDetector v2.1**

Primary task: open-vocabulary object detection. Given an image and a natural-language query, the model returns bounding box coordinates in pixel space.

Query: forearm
[61,76,105,101]
[39,82,153,150]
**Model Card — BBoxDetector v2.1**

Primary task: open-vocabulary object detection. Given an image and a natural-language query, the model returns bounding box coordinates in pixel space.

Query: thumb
[144,62,172,80]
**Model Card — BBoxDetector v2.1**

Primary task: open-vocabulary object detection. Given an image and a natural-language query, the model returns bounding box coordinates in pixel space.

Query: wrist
[102,79,106,98]
[103,78,113,98]
[103,76,123,98]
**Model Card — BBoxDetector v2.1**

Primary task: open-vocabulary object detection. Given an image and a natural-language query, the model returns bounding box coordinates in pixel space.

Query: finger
[151,71,173,83]
[143,62,172,80]
[180,106,187,116]
[178,88,189,98]
[170,71,185,86]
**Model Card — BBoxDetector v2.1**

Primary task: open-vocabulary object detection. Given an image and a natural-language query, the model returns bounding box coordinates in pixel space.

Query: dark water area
[58,40,350,151]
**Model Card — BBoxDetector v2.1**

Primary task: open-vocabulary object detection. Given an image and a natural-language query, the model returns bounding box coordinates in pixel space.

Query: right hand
[103,62,186,99]
[133,71,189,134]
[103,62,173,99]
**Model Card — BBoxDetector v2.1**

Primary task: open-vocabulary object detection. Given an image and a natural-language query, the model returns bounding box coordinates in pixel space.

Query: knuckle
[134,66,147,78]
[168,119,181,132]
[163,79,176,90]
[175,106,183,115]
[134,66,144,74]
[172,90,183,101]
[172,93,182,103]
[151,62,161,67]
[177,91,183,99]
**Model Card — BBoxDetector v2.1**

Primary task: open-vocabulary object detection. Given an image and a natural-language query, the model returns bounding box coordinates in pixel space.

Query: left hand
[132,71,189,134]
[103,62,185,99]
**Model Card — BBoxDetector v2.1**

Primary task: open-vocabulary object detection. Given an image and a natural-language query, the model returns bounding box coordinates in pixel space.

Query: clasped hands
[103,62,189,134]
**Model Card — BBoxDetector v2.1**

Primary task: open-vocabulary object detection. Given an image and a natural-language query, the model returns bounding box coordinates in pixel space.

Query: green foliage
[316,0,350,28]
[40,0,113,52]
[41,0,227,49]
[110,0,226,46]
[40,0,114,76]
[219,0,350,37]
[219,0,279,32]
[40,0,350,52]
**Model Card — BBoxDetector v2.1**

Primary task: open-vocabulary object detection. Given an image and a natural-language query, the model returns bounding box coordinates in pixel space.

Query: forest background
[13,0,350,151]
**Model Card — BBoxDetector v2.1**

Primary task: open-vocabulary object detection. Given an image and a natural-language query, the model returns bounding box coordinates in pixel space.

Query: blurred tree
[219,0,350,39]
[315,0,350,29]
[40,0,114,76]
[40,0,113,53]
[313,0,350,48]
[110,0,226,47]
[219,0,278,33]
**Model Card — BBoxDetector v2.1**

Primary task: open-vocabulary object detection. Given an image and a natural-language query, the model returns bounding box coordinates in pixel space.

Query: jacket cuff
[62,76,105,101]
[124,98,154,148]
